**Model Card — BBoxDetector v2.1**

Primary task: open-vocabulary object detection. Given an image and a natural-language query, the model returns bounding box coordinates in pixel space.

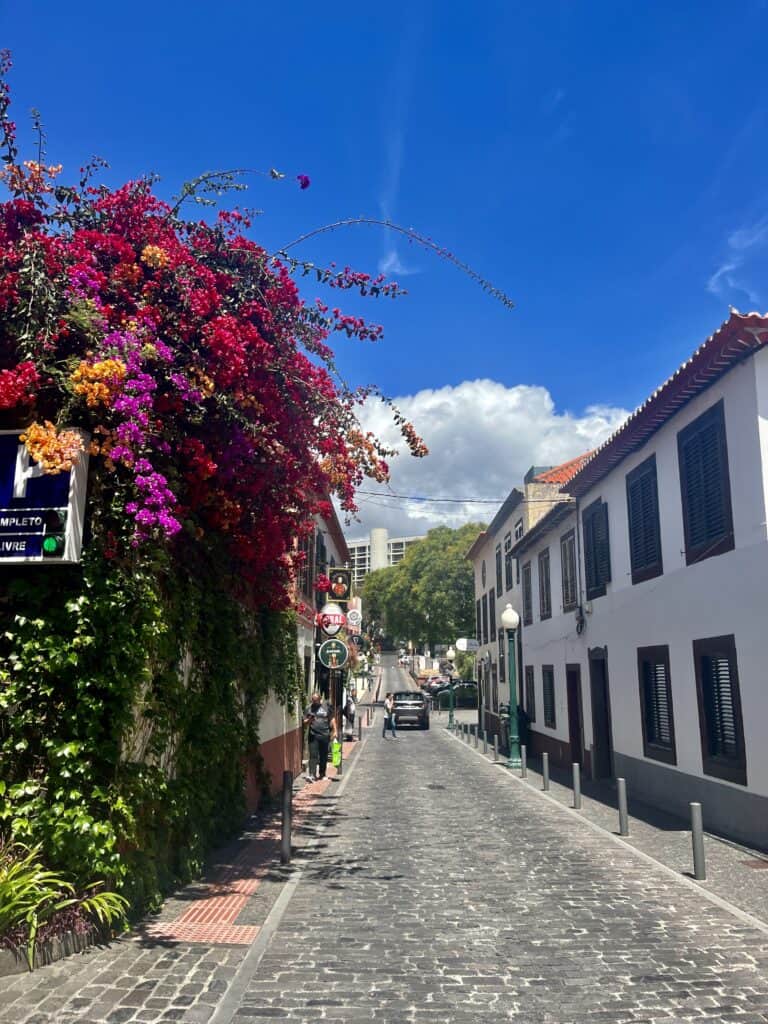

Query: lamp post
[445,645,456,731]
[500,603,521,768]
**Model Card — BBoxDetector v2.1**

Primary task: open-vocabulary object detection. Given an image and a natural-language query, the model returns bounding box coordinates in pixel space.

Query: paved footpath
[4,668,768,1022]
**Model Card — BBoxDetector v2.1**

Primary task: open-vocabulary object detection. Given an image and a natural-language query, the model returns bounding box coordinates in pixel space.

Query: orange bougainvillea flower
[20,421,84,474]
[70,358,127,408]
[140,244,170,270]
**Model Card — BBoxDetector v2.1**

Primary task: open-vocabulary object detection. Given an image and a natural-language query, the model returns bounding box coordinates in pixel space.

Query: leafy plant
[0,840,127,969]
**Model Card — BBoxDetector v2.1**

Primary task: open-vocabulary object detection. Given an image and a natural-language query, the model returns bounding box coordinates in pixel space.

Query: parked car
[392,691,430,729]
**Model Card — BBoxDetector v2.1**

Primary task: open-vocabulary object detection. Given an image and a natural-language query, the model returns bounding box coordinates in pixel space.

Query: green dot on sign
[43,536,60,553]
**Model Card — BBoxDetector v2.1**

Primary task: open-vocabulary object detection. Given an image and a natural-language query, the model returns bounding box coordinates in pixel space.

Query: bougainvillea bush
[0,51,511,914]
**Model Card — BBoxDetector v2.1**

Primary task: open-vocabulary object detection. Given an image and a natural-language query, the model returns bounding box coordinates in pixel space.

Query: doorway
[566,664,584,765]
[588,647,614,779]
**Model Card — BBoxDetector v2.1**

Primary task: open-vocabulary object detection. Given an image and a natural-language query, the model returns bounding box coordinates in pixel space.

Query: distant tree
[362,523,485,650]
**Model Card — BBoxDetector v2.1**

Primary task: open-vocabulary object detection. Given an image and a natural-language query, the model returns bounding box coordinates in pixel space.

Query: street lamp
[500,603,521,768]
[445,645,456,731]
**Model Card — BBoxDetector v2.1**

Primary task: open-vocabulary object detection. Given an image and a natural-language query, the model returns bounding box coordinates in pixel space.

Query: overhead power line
[354,489,574,505]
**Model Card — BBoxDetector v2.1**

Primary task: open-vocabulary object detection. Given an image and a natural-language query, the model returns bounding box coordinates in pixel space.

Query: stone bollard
[521,744,528,779]
[483,731,488,755]
[474,726,479,748]
[280,770,293,865]
[358,717,362,741]
[542,752,550,791]
[691,803,706,881]
[617,778,629,836]
[572,762,582,810]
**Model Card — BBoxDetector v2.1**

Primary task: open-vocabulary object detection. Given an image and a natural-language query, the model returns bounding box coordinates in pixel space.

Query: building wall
[519,354,768,845]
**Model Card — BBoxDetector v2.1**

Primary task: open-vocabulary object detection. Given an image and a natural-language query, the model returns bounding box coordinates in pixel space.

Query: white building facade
[348,527,421,587]
[466,463,587,744]
[510,311,768,848]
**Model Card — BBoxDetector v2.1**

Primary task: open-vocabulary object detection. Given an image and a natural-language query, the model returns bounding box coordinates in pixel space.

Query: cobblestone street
[3,665,768,1023]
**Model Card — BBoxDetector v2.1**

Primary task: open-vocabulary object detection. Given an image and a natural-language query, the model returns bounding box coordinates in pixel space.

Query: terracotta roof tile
[533,452,593,485]
[566,310,768,498]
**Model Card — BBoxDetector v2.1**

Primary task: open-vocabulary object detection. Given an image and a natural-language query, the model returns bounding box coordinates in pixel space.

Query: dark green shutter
[678,402,734,563]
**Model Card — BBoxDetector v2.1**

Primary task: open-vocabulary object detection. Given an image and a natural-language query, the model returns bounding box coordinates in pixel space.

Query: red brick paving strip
[144,739,358,944]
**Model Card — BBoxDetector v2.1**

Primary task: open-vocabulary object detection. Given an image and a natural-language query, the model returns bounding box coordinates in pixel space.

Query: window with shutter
[495,544,503,597]
[476,598,482,643]
[637,645,676,764]
[678,401,734,565]
[542,665,556,729]
[498,633,505,684]
[481,594,489,645]
[582,498,611,600]
[504,533,514,590]
[522,562,533,625]
[626,455,663,584]
[693,635,746,785]
[489,589,497,642]
[560,530,577,612]
[538,548,552,620]
[525,665,536,722]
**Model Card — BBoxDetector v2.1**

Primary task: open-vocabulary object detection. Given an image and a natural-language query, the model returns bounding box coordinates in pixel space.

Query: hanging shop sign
[328,568,352,602]
[318,638,349,669]
[0,429,89,564]
[348,633,364,647]
[346,608,362,634]
[318,601,346,636]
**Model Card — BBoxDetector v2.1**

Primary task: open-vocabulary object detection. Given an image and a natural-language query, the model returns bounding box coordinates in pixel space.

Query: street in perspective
[4,6,768,1024]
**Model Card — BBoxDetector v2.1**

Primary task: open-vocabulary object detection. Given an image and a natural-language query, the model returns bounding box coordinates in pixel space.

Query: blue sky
[3,1,768,535]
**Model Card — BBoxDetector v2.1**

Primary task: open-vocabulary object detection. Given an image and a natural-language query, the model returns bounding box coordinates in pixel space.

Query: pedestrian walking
[382,692,397,739]
[343,693,356,740]
[303,692,337,781]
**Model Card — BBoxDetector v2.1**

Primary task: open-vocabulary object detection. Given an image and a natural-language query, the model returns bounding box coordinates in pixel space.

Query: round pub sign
[318,638,349,669]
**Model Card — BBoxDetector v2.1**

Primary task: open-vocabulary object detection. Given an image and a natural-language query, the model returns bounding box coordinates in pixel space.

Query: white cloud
[378,248,419,276]
[344,380,629,542]
[708,214,768,307]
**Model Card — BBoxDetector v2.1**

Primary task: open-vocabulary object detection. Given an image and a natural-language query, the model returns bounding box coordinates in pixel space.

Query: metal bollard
[542,751,549,791]
[336,737,343,779]
[572,763,582,809]
[691,802,706,880]
[280,770,293,865]
[521,744,528,779]
[357,717,362,741]
[483,731,488,754]
[493,734,499,762]
[617,777,629,836]
[474,726,479,748]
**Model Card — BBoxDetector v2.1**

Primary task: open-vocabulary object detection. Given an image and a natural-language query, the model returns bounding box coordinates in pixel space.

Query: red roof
[566,311,768,499]
[533,452,593,485]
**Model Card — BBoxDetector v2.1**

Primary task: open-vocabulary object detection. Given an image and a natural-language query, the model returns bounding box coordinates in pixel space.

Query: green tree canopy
[361,523,485,651]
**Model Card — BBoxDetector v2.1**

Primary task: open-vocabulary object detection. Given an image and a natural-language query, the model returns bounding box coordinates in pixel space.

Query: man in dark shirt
[303,692,337,782]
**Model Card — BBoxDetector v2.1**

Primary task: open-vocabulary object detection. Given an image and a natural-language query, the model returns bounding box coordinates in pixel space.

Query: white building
[466,458,589,743]
[509,310,768,848]
[348,527,422,587]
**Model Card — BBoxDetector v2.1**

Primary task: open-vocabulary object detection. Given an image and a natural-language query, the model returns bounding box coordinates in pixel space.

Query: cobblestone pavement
[455,716,768,929]
[0,743,359,1024]
[4,660,768,1023]
[232,702,768,1022]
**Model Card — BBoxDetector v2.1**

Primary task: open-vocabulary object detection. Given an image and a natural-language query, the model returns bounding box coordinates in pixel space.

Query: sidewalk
[0,734,365,1024]
[453,721,768,929]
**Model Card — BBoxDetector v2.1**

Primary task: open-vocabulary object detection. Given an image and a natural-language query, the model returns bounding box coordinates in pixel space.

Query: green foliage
[362,523,485,649]
[0,840,128,969]
[0,543,302,916]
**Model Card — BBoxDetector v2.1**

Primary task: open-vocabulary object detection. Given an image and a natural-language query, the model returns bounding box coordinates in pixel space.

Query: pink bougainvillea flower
[296,174,311,190]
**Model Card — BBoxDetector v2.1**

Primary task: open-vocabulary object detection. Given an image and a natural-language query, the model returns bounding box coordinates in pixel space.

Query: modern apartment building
[348,527,422,587]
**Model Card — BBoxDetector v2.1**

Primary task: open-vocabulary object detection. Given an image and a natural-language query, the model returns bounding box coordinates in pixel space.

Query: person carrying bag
[303,692,337,781]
